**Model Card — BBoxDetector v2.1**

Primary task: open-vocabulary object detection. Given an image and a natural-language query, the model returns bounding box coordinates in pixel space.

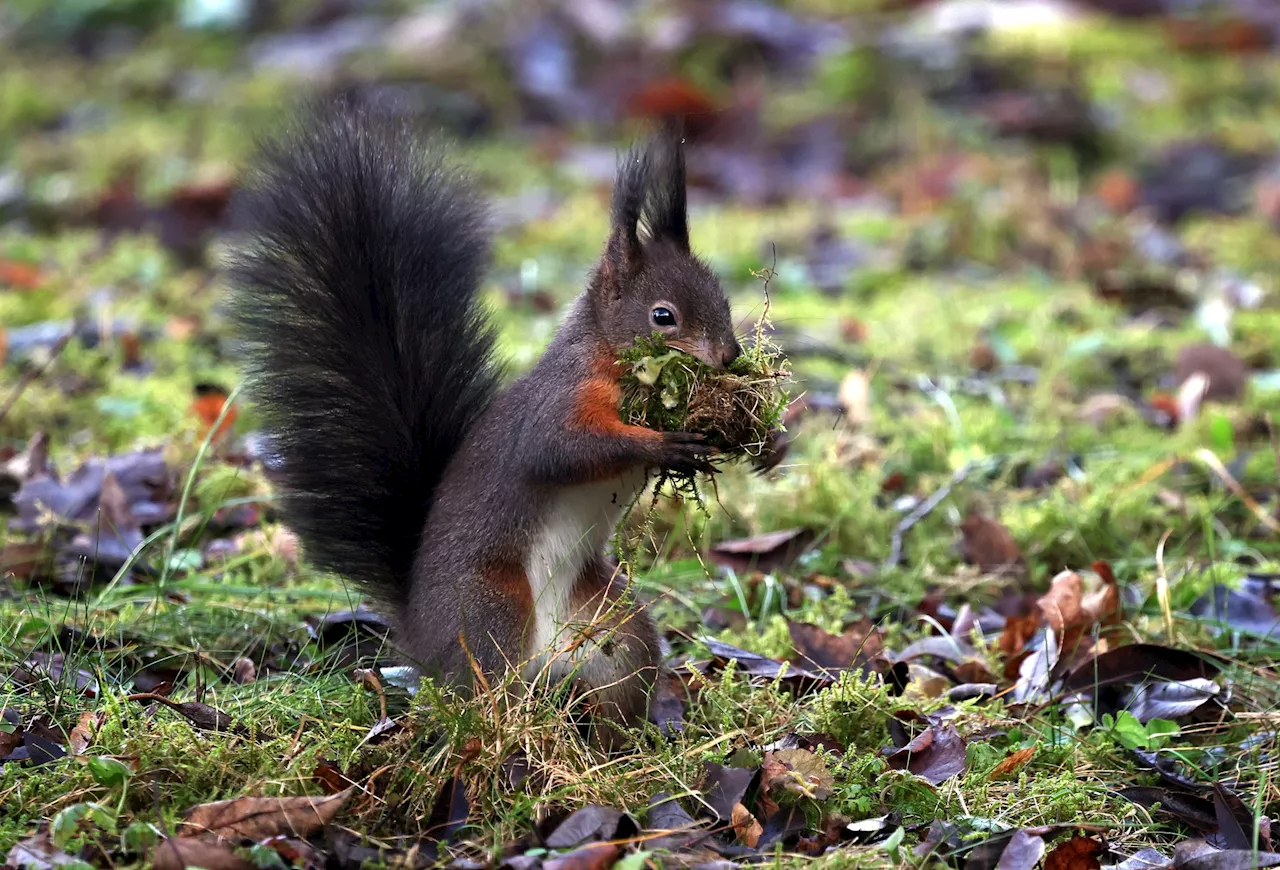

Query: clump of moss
[617,331,790,484]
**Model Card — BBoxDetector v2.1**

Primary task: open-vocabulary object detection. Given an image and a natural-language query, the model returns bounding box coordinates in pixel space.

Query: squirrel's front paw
[657,432,717,476]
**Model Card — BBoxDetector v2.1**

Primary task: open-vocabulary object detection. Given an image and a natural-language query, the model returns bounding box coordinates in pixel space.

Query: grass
[4,3,1280,867]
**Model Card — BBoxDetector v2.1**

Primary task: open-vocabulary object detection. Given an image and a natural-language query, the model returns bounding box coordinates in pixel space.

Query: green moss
[617,332,790,469]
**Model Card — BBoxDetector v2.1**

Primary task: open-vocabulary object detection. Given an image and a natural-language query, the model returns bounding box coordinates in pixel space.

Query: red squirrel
[228,99,763,745]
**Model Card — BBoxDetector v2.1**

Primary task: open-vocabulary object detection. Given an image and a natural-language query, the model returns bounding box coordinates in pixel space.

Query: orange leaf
[1044,835,1104,870]
[731,802,763,848]
[988,746,1036,780]
[0,258,42,290]
[1037,570,1084,635]
[191,384,237,440]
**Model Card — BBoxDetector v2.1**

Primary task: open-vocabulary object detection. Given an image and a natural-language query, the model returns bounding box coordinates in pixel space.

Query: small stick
[0,332,72,424]
[749,242,777,351]
[1195,447,1280,535]
[883,462,974,571]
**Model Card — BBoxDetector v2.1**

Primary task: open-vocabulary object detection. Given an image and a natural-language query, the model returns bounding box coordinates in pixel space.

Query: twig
[749,242,777,351]
[1194,447,1280,535]
[0,332,72,424]
[883,462,975,571]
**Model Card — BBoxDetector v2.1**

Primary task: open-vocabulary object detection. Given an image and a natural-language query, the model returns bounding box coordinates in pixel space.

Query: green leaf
[1144,718,1181,750]
[51,803,115,850]
[246,843,287,869]
[87,756,132,788]
[119,821,161,854]
[1110,711,1150,750]
[614,851,652,870]
[880,825,906,861]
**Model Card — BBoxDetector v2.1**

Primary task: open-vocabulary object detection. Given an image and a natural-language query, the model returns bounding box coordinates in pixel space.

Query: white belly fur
[523,471,645,672]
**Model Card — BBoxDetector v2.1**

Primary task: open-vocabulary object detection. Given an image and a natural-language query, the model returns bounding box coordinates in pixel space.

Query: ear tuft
[641,121,689,251]
[607,124,690,269]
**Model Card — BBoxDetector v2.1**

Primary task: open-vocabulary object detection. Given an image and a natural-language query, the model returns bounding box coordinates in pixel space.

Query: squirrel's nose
[721,340,742,369]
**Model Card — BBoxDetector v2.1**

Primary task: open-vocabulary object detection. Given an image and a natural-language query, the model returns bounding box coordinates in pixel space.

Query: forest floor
[2,2,1280,868]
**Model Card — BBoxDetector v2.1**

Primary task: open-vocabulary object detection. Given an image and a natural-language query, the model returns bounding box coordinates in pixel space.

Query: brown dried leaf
[153,837,254,870]
[732,802,763,848]
[1044,836,1106,870]
[787,618,883,673]
[762,748,834,801]
[1037,570,1084,635]
[988,747,1037,781]
[883,724,967,785]
[839,370,870,428]
[709,528,815,574]
[1175,344,1247,402]
[180,788,353,840]
[231,658,256,685]
[960,512,1024,575]
[543,842,620,870]
[66,710,103,756]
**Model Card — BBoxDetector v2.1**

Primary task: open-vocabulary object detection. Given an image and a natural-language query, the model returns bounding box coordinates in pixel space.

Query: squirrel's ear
[601,145,649,288]
[596,128,690,298]
[643,124,690,252]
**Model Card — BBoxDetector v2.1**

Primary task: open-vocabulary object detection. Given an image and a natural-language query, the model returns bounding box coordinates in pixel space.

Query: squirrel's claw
[659,431,718,477]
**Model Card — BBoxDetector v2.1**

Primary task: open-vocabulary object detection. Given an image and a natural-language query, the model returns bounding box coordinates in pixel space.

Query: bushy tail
[227,98,500,605]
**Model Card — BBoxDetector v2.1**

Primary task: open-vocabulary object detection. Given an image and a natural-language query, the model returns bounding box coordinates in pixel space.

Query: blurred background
[5,0,1280,602]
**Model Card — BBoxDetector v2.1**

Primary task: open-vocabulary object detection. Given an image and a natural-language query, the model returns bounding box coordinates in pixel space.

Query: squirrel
[227,98,760,745]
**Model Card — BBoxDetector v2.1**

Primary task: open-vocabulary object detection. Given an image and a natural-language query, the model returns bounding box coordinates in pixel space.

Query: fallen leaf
[312,759,356,795]
[993,829,1047,870]
[960,512,1024,575]
[1124,679,1220,723]
[1189,577,1280,639]
[697,639,830,695]
[988,746,1037,780]
[699,762,757,822]
[0,258,42,290]
[1175,345,1247,402]
[180,788,353,840]
[709,528,815,574]
[152,837,254,870]
[192,383,238,441]
[5,832,81,869]
[1045,835,1104,870]
[1079,393,1138,429]
[127,694,249,736]
[787,618,883,674]
[1211,784,1261,853]
[760,748,834,801]
[1175,843,1280,870]
[1119,787,1217,832]
[1037,570,1084,635]
[425,776,471,843]
[643,792,704,851]
[543,842,620,870]
[1061,644,1223,695]
[544,805,624,849]
[1108,848,1173,870]
[66,710,102,756]
[883,724,967,785]
[732,802,763,848]
[231,658,256,685]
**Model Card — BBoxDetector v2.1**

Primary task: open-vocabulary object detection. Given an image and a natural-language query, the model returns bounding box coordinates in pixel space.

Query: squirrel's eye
[651,306,677,327]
